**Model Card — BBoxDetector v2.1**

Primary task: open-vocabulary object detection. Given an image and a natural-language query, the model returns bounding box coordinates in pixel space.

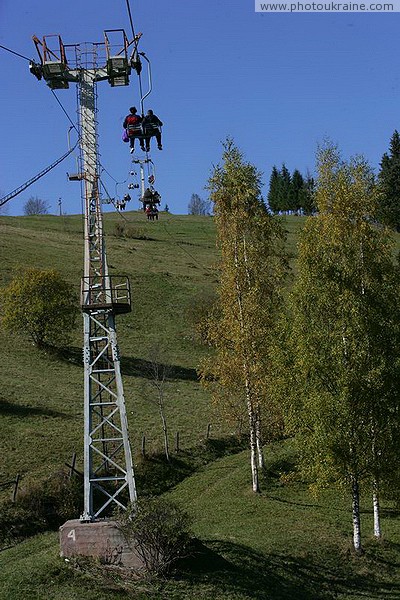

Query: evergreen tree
[267,166,281,214]
[290,169,304,214]
[276,143,400,553]
[378,130,400,231]
[201,140,288,492]
[278,164,292,213]
[300,170,316,215]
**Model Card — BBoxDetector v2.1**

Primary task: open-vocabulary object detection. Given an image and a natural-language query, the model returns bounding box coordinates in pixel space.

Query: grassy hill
[1,211,400,599]
[1,445,400,599]
[0,211,225,486]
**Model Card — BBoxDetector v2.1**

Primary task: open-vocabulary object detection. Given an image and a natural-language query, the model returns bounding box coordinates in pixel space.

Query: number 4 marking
[67,529,76,542]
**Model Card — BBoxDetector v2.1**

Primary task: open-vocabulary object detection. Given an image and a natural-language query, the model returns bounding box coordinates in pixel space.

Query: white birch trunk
[351,474,363,554]
[247,391,259,493]
[373,479,382,539]
[255,414,265,471]
[234,237,259,493]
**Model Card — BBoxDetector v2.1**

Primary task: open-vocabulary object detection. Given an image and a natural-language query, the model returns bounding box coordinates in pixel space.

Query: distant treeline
[267,165,315,215]
[267,130,400,229]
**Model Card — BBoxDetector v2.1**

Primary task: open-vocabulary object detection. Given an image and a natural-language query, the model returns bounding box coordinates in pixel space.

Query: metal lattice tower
[31,32,138,521]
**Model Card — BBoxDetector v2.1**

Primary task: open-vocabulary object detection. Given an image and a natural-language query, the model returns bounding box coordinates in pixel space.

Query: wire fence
[0,422,245,503]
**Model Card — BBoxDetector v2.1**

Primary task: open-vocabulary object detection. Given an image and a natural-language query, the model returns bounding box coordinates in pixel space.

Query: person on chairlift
[143,187,161,205]
[143,109,163,152]
[123,106,145,153]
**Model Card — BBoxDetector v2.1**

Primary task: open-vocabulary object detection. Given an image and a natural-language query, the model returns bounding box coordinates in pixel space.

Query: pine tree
[267,166,281,214]
[300,170,316,215]
[378,130,400,231]
[290,169,304,214]
[279,164,292,213]
[279,143,400,553]
[201,140,288,492]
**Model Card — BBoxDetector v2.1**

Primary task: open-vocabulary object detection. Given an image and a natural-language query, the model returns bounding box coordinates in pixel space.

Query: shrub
[114,222,125,237]
[117,497,192,575]
[1,267,78,348]
[0,471,82,547]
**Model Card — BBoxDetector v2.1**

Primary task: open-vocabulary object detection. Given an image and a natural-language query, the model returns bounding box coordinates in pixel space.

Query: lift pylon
[31,34,137,521]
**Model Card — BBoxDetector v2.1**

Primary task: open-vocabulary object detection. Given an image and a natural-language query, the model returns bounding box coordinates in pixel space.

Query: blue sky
[0,0,399,216]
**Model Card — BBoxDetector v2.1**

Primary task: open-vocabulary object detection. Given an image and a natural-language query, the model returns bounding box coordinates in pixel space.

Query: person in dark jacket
[142,187,161,205]
[143,109,163,152]
[123,106,145,153]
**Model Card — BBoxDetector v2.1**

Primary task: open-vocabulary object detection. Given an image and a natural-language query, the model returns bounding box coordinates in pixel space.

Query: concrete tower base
[59,519,144,570]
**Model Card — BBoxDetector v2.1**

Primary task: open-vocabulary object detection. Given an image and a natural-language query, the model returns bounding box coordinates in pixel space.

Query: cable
[0,139,79,207]
[51,90,78,132]
[125,0,137,40]
[0,44,32,62]
[99,177,131,222]
[161,215,214,273]
[99,159,212,272]
[0,43,78,133]
[101,163,128,186]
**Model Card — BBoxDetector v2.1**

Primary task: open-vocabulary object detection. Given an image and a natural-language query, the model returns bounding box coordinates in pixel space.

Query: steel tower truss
[31,34,137,521]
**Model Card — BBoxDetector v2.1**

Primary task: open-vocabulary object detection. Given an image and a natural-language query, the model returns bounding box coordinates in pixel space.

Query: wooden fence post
[12,474,20,503]
[175,431,180,453]
[141,434,146,458]
[69,453,77,478]
[206,423,211,439]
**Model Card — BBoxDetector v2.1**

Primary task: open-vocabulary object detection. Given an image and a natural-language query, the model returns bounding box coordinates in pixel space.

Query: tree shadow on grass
[121,356,198,382]
[47,346,82,367]
[136,437,248,496]
[174,539,400,600]
[52,347,199,382]
[0,397,68,419]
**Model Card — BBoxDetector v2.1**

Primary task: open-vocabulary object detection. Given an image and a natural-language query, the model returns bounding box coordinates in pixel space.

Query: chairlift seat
[127,124,145,138]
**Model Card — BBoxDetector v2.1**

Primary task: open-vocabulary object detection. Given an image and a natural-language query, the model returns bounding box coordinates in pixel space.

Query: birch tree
[200,140,288,492]
[281,143,400,553]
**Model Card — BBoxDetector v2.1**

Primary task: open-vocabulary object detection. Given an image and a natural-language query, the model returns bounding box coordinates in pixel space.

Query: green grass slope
[1,442,400,600]
[0,211,224,488]
[166,443,400,599]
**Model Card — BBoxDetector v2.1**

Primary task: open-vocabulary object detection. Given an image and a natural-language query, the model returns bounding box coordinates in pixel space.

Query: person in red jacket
[123,106,145,153]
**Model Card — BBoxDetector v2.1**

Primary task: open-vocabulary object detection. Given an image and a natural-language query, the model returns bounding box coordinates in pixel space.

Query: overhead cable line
[0,44,81,207]
[0,138,79,207]
[161,216,214,273]
[51,90,78,132]
[101,164,128,186]
[125,0,150,115]
[1,43,78,134]
[125,0,137,41]
[0,44,32,62]
[99,177,131,222]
